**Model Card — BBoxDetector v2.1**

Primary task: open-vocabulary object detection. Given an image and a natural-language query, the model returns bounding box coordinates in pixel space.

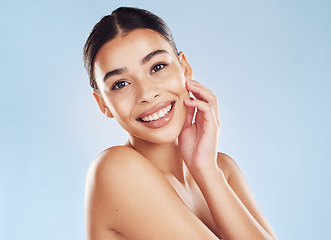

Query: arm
[193,154,278,240]
[85,146,219,240]
[179,79,278,240]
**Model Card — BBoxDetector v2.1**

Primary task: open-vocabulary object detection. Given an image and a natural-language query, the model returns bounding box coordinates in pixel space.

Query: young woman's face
[93,29,192,144]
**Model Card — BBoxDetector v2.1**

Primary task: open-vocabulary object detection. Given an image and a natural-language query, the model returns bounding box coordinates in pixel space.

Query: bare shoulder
[216,152,240,182]
[216,152,251,195]
[86,146,218,240]
[85,146,165,239]
[87,145,150,175]
[216,152,278,239]
[86,145,171,198]
[86,146,164,192]
[85,145,169,209]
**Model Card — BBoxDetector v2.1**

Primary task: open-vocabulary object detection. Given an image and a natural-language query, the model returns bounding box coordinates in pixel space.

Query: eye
[112,80,130,90]
[151,63,168,73]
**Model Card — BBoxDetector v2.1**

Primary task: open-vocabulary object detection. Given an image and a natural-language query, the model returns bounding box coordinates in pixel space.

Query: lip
[136,100,175,129]
[136,100,174,119]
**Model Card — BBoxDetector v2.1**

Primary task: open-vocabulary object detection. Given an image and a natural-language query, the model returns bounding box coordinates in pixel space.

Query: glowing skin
[87,28,278,240]
[93,29,191,145]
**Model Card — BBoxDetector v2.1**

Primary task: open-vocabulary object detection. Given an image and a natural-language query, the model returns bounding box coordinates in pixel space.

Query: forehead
[94,29,176,71]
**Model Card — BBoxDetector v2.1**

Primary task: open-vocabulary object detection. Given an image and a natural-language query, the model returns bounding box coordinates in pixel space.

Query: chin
[130,117,185,145]
[137,125,182,145]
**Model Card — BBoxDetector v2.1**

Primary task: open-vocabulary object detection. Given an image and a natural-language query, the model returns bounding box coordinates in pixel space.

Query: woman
[83,7,278,240]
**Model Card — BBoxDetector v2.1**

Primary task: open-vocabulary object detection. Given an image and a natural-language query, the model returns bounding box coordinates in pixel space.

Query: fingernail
[186,80,192,85]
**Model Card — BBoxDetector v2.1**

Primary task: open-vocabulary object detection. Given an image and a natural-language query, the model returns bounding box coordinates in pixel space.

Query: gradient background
[1,0,330,239]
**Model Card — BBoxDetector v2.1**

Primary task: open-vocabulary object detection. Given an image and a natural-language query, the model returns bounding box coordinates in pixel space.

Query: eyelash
[151,62,168,73]
[111,63,168,90]
[112,79,130,90]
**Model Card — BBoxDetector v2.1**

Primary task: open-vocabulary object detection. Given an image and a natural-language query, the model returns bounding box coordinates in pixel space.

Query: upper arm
[217,153,277,239]
[85,146,218,240]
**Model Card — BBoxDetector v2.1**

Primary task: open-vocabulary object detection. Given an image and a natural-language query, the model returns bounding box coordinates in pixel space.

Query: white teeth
[152,113,159,120]
[140,103,173,122]
[158,110,165,118]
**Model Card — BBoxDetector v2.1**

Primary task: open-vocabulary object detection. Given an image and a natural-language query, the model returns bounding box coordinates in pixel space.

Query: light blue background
[1,0,330,239]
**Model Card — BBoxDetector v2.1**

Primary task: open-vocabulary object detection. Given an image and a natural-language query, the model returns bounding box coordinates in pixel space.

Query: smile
[136,101,175,129]
[139,103,173,122]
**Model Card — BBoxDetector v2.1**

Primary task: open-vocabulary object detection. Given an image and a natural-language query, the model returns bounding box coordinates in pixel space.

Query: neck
[127,136,186,183]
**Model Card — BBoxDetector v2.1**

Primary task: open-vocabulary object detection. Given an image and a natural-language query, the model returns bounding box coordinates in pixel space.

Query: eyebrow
[103,67,128,82]
[141,49,168,64]
[103,49,169,82]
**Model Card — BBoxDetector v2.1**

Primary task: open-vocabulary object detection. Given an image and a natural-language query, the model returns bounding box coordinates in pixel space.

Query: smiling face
[93,29,192,145]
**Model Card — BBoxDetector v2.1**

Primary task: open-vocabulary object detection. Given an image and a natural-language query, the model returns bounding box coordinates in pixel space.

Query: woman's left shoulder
[216,152,241,182]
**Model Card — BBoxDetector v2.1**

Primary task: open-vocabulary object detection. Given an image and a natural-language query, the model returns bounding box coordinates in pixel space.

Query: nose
[136,79,161,104]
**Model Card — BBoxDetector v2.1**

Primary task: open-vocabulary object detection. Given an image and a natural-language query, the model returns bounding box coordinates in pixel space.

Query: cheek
[108,96,134,121]
[160,68,188,96]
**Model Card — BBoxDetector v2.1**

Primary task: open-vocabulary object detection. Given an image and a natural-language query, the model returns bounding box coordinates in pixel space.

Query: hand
[178,79,221,173]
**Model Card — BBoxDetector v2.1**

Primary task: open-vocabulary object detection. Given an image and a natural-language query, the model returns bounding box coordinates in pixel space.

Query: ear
[92,90,114,118]
[178,51,193,79]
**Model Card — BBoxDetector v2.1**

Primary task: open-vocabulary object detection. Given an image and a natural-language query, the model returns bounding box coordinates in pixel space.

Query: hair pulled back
[83,7,178,91]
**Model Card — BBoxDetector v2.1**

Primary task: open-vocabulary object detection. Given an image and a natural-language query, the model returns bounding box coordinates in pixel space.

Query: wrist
[186,152,218,172]
[190,164,225,183]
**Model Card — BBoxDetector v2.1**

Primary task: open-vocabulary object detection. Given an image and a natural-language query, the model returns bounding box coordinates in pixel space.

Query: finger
[187,79,214,95]
[186,81,217,105]
[182,99,195,129]
[184,99,215,124]
[186,79,221,126]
